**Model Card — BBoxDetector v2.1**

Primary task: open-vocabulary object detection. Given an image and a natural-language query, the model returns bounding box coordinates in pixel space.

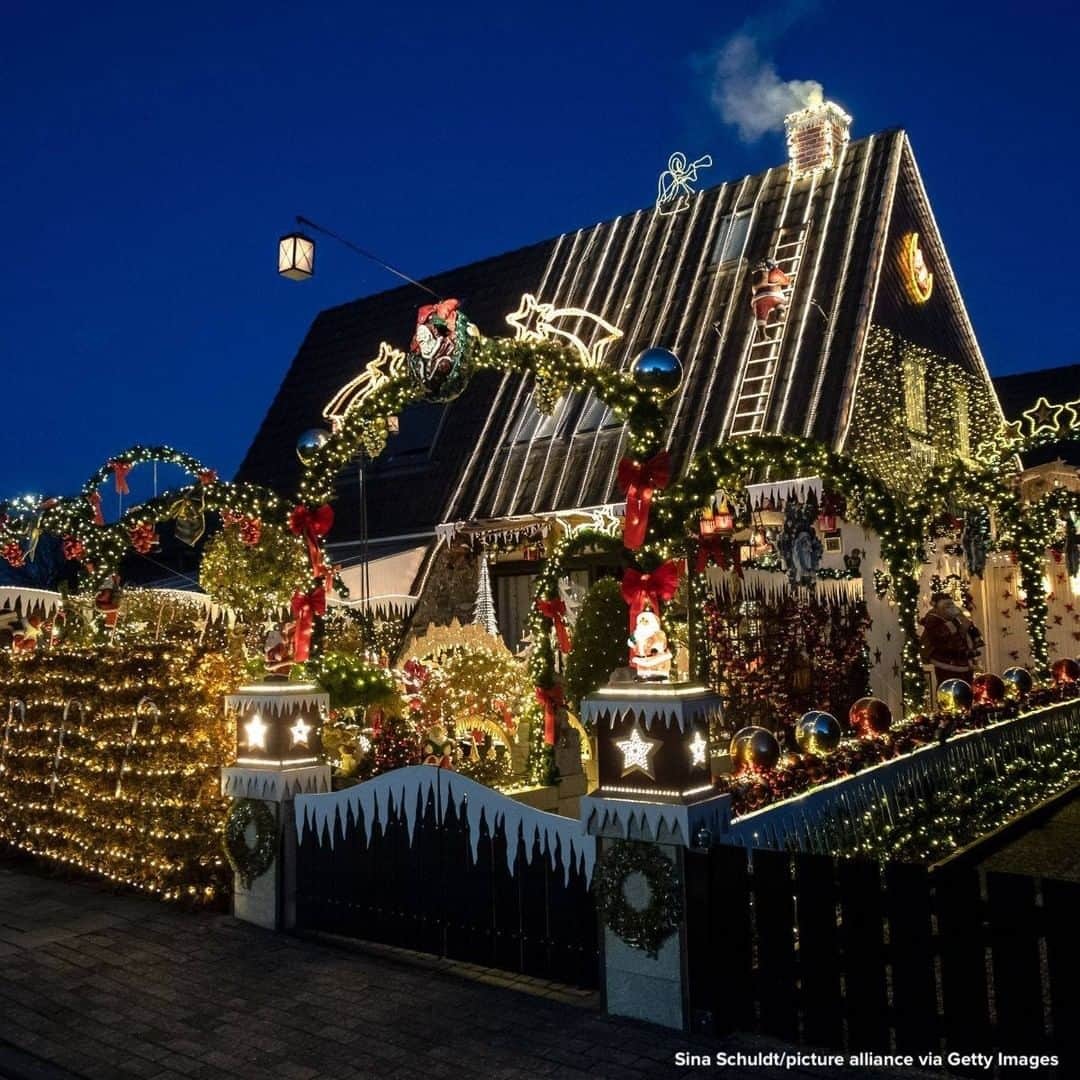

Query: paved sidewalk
[0,856,940,1080]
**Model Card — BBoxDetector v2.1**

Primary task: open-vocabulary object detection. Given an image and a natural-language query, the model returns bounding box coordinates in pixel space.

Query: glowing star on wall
[244,714,267,751]
[289,717,311,747]
[322,342,407,431]
[900,232,933,304]
[688,730,707,768]
[1022,396,1064,437]
[616,726,661,779]
[656,152,713,216]
[505,293,623,369]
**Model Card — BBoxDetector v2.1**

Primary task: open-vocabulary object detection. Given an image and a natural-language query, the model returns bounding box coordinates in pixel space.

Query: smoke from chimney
[709,33,824,143]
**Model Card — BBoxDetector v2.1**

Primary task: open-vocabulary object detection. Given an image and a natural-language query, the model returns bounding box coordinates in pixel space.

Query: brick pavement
[0,856,943,1080]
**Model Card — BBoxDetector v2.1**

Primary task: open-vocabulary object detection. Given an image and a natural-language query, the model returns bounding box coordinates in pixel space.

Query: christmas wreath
[223,798,277,889]
[593,840,681,958]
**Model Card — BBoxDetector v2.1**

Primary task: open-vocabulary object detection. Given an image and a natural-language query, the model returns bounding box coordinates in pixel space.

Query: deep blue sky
[3,1,1076,501]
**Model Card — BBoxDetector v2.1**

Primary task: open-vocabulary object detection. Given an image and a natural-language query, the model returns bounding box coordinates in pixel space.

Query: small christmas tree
[473,554,499,637]
[563,576,629,717]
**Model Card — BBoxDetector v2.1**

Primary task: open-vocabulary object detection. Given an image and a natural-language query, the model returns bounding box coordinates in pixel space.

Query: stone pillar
[582,792,730,1032]
[579,681,729,1031]
[222,682,332,931]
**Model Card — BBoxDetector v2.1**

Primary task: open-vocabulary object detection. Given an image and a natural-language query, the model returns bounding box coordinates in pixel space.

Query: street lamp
[278,233,315,280]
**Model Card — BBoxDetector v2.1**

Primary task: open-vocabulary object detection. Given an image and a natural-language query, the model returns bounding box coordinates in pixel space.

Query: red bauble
[849,696,892,736]
[972,672,1006,705]
[1051,658,1080,686]
[1,542,25,567]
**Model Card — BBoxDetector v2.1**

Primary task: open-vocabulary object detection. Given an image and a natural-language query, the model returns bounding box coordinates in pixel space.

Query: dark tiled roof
[239,127,995,541]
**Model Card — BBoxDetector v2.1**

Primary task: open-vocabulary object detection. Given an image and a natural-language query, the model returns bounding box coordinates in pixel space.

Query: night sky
[3,1,1076,502]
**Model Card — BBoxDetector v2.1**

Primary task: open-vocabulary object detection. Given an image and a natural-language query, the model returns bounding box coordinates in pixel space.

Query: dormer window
[712,209,752,266]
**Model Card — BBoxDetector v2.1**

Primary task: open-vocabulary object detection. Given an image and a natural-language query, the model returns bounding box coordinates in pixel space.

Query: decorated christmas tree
[563,576,628,715]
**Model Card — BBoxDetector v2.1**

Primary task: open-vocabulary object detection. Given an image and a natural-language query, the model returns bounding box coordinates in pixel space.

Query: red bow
[291,585,326,662]
[289,503,335,581]
[198,469,217,486]
[695,535,732,574]
[617,450,671,550]
[87,492,104,526]
[535,684,565,746]
[109,460,132,495]
[621,561,682,625]
[536,597,572,653]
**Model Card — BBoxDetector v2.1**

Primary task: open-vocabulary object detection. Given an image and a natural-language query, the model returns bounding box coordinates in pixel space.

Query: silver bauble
[296,428,331,465]
[630,347,683,400]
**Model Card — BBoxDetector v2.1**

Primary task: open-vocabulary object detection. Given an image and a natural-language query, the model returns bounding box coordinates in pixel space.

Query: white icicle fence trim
[294,764,596,885]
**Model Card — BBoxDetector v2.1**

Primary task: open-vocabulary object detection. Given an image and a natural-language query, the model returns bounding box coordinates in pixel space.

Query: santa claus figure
[264,626,293,679]
[750,259,790,328]
[919,592,981,687]
[12,615,43,654]
[628,604,673,682]
[410,300,461,384]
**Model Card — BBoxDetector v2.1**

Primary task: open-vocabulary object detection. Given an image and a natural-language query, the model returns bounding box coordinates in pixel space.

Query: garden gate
[293,766,599,989]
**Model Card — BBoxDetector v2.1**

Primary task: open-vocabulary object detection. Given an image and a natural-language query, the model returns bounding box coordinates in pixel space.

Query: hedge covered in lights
[0,644,235,902]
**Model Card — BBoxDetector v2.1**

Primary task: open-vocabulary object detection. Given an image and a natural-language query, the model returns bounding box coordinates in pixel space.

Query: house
[239,102,1010,721]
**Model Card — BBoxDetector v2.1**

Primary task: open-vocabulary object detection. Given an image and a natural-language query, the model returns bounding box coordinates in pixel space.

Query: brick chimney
[784,100,852,180]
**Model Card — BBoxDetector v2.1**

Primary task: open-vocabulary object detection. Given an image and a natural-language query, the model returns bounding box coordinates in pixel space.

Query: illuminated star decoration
[616,726,661,779]
[289,717,311,747]
[1060,397,1080,431]
[244,714,267,751]
[322,341,407,430]
[1022,396,1063,437]
[505,293,623,369]
[688,730,707,768]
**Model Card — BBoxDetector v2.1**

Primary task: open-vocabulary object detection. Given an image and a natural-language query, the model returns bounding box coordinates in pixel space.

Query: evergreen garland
[563,577,629,717]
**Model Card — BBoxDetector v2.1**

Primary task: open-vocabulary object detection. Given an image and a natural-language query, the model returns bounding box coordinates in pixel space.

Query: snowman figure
[628,603,673,682]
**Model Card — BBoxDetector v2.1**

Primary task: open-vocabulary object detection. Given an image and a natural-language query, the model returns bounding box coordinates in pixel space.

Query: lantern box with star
[225,682,328,770]
[580,683,721,804]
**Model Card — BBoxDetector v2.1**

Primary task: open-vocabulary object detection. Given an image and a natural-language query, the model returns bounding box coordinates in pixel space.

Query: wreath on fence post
[223,798,277,888]
[593,840,682,958]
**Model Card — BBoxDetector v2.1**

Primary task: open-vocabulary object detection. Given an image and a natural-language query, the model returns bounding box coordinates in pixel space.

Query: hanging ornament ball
[631,347,683,400]
[296,428,331,465]
[937,678,973,716]
[1051,658,1080,686]
[972,672,1006,706]
[849,696,892,736]
[729,726,780,774]
[795,711,842,756]
[1002,666,1034,700]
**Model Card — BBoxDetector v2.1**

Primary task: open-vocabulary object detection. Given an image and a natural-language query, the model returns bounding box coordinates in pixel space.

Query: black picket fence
[294,784,599,989]
[685,844,1078,1069]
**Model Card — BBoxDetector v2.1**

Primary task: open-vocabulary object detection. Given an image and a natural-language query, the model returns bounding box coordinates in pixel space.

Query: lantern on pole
[278,233,315,280]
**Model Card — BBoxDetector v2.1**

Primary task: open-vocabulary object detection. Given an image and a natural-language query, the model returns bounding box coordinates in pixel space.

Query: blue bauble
[631,347,683,400]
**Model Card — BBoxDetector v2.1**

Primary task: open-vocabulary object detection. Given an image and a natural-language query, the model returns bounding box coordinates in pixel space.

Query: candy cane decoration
[50,699,87,796]
[1,699,25,776]
[116,697,158,797]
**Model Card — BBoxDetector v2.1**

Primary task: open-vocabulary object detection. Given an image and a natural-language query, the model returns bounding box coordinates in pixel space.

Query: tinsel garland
[223,798,277,889]
[593,840,681,958]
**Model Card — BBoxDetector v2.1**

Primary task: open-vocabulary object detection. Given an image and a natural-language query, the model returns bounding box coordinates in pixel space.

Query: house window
[902,354,927,434]
[513,395,563,443]
[367,401,445,470]
[712,209,752,265]
[577,392,622,433]
[954,378,971,458]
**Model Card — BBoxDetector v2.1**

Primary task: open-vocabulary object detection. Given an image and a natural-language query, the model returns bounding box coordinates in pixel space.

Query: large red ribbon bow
[617,450,671,550]
[87,491,104,526]
[621,560,682,625]
[535,684,565,746]
[536,597,572,654]
[289,503,335,581]
[109,460,132,495]
[291,585,326,662]
[695,535,729,574]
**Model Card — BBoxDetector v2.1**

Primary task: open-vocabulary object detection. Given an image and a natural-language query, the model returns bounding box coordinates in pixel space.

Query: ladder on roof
[728,220,813,437]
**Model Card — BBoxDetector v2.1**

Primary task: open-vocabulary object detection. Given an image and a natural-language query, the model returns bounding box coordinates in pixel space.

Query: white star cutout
[244,714,267,750]
[616,727,661,779]
[290,717,312,747]
[688,731,707,768]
